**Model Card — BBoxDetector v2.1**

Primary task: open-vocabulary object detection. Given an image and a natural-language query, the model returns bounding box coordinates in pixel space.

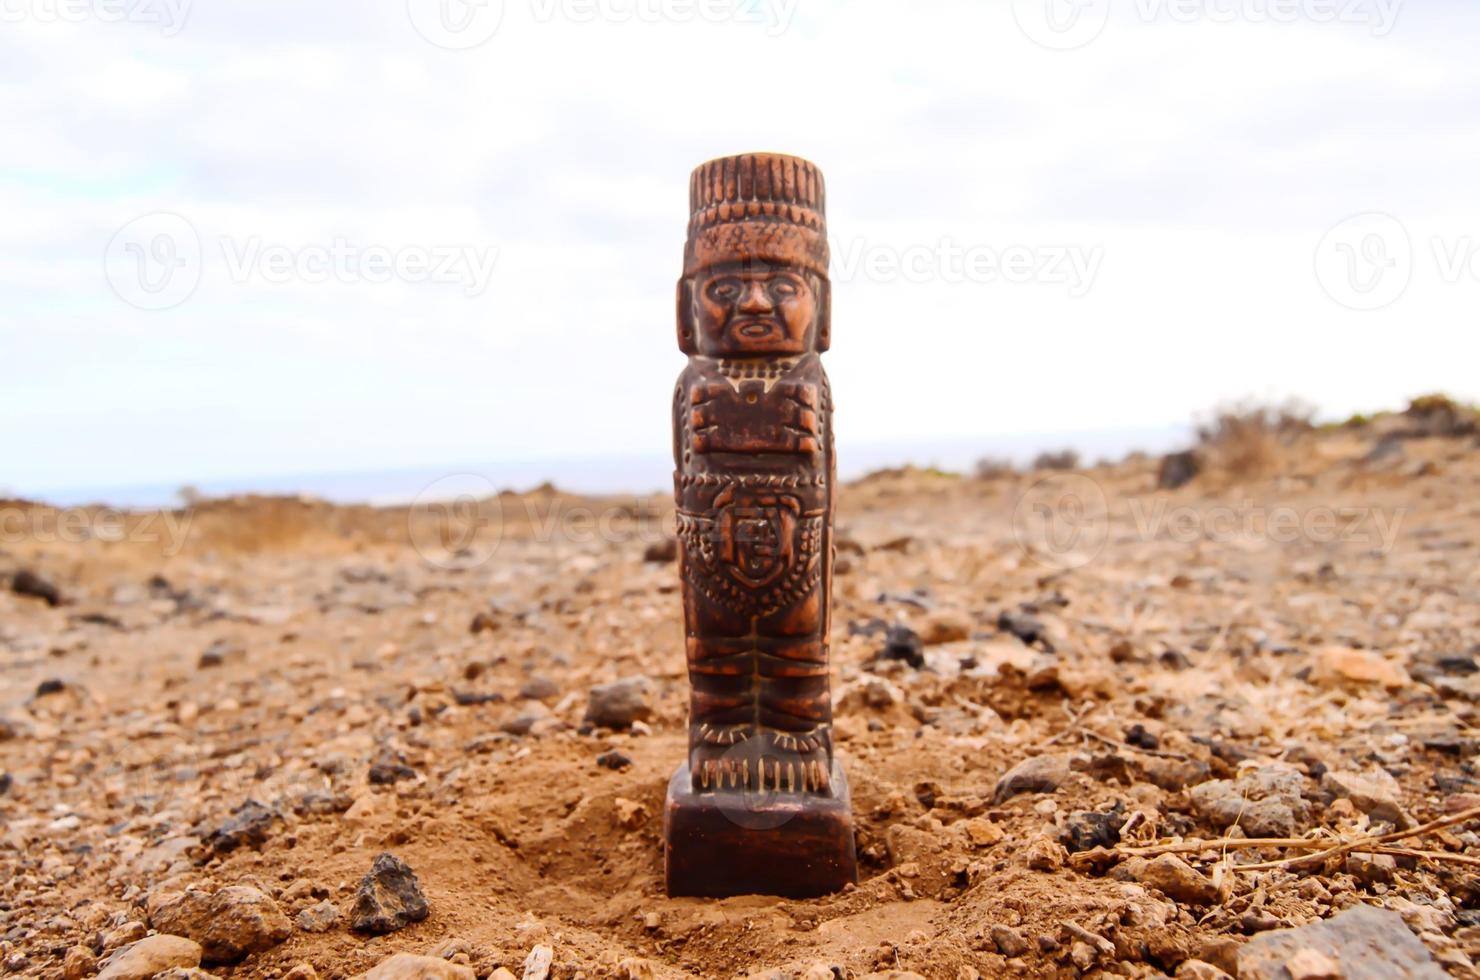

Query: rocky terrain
[2,400,1478,979]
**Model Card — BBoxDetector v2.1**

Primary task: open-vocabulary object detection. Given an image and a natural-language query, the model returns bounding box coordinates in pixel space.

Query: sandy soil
[2,409,1478,979]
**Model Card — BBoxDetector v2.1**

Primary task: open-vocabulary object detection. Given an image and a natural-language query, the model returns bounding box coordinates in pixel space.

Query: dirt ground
[2,406,1478,979]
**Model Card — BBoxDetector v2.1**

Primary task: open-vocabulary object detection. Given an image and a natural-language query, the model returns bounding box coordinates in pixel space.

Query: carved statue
[663,153,857,898]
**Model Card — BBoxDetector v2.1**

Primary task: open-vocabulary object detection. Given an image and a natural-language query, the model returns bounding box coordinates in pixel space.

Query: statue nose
[739,282,773,314]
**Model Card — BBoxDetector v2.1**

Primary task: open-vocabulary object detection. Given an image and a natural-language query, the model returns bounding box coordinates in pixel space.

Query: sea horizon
[13,424,1193,510]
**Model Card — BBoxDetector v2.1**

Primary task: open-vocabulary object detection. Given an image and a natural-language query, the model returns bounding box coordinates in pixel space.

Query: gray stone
[351,853,429,934]
[583,677,653,729]
[1190,763,1311,838]
[1236,905,1446,980]
[992,754,1072,803]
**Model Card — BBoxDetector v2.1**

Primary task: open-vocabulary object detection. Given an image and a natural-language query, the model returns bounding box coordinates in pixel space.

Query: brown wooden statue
[663,153,857,898]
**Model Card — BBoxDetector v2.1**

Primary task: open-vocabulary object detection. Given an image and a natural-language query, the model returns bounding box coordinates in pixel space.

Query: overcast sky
[3,0,1477,500]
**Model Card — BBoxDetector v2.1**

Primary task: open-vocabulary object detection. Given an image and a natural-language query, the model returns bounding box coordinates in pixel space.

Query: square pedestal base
[663,760,857,898]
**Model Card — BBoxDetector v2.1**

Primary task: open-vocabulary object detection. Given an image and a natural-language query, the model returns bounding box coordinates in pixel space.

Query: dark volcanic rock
[877,625,924,669]
[596,750,632,771]
[368,752,418,786]
[1061,802,1125,853]
[1157,450,1202,490]
[998,610,1048,649]
[351,853,429,934]
[642,537,678,563]
[12,569,62,606]
[204,800,280,854]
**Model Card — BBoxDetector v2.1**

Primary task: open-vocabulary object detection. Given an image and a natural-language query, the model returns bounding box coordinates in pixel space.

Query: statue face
[691,264,818,357]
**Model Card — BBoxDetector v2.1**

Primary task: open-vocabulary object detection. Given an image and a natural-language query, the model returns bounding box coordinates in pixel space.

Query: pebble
[522,944,554,980]
[12,569,63,607]
[878,625,924,669]
[519,676,560,701]
[203,799,280,853]
[992,754,1072,803]
[595,750,633,771]
[62,946,96,980]
[96,935,202,980]
[1321,767,1413,828]
[583,678,653,729]
[1132,854,1219,905]
[351,853,430,934]
[1175,961,1233,980]
[990,924,1028,957]
[296,900,340,933]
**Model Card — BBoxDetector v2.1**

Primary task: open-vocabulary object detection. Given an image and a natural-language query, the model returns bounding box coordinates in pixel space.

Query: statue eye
[770,279,800,299]
[707,278,742,302]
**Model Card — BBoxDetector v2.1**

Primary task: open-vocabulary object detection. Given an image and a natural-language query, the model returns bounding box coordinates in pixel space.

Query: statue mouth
[733,319,782,340]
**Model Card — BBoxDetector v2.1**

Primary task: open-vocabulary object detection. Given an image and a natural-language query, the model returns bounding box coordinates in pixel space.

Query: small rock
[991,924,1029,957]
[997,610,1047,648]
[203,800,280,853]
[616,958,656,979]
[522,944,554,980]
[519,676,560,701]
[151,886,292,965]
[583,677,653,729]
[918,610,971,645]
[62,945,96,980]
[1125,724,1160,750]
[993,754,1072,803]
[283,965,319,980]
[1135,854,1219,905]
[351,853,429,934]
[368,751,419,786]
[878,625,924,668]
[1237,905,1446,980]
[643,538,677,563]
[1312,646,1409,690]
[12,569,63,606]
[1140,756,1211,792]
[469,612,498,634]
[613,798,648,831]
[1190,763,1311,838]
[962,818,1004,847]
[102,921,147,949]
[1345,851,1397,885]
[96,935,202,980]
[1024,835,1066,872]
[364,953,475,980]
[296,900,339,933]
[1158,450,1202,490]
[197,640,237,669]
[595,750,632,771]
[1061,802,1125,853]
[1322,768,1413,828]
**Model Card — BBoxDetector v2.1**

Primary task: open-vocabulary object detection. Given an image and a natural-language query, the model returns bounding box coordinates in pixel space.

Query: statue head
[678,153,831,357]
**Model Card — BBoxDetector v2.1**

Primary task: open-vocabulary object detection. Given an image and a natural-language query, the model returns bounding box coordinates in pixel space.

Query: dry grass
[1196,399,1314,481]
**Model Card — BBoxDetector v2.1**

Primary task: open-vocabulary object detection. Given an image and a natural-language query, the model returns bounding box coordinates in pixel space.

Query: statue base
[663,760,857,898]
